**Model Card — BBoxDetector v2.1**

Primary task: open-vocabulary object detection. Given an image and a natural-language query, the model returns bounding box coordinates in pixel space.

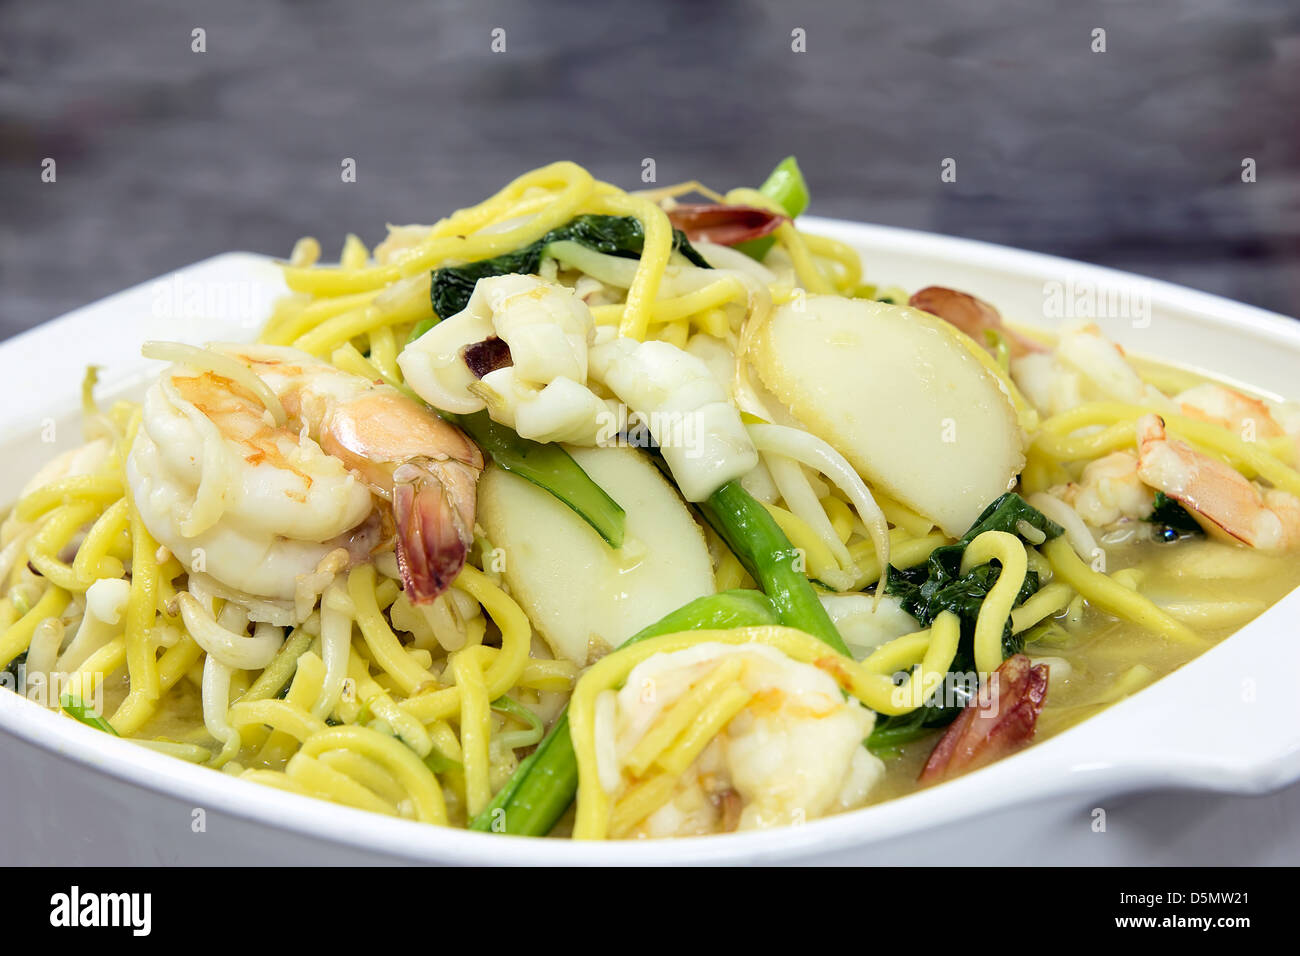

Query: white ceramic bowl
[3,219,1299,865]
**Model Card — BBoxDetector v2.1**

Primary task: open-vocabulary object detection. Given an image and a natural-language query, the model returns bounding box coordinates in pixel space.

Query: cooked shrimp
[1135,413,1300,550]
[1013,321,1169,417]
[128,343,482,610]
[1174,382,1287,445]
[1053,451,1155,527]
[908,286,1043,358]
[595,642,882,837]
[1055,322,1169,408]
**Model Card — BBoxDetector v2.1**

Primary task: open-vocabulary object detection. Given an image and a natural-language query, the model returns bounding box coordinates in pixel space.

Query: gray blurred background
[1,0,1297,339]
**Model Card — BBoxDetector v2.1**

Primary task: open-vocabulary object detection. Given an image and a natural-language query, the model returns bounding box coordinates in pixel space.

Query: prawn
[1135,413,1300,550]
[127,343,482,610]
[596,642,882,837]
[908,286,1043,358]
[1173,382,1298,456]
[1053,451,1154,526]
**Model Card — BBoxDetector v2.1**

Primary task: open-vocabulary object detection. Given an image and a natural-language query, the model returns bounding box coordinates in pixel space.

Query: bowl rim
[3,217,1298,865]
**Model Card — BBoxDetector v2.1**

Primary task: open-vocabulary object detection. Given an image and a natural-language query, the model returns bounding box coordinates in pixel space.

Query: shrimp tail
[909,286,1045,358]
[392,463,476,604]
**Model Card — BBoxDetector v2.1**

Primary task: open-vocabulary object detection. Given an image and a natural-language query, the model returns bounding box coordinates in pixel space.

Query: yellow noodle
[515,658,578,692]
[849,530,950,590]
[859,631,933,676]
[655,318,689,350]
[609,773,678,838]
[1011,581,1073,634]
[774,222,835,293]
[281,162,595,296]
[60,635,126,704]
[110,635,203,735]
[590,275,747,330]
[657,683,753,776]
[345,645,434,756]
[316,749,409,807]
[870,490,934,538]
[258,292,311,344]
[367,325,401,383]
[451,645,493,817]
[1035,420,1136,462]
[255,651,328,766]
[402,566,531,723]
[1035,402,1300,496]
[328,343,420,400]
[624,657,745,776]
[292,273,432,356]
[713,546,749,592]
[15,475,123,523]
[298,726,447,824]
[123,500,162,701]
[349,565,437,695]
[284,753,400,816]
[262,289,379,347]
[801,232,863,291]
[585,189,674,340]
[240,768,316,797]
[72,498,129,586]
[760,501,841,582]
[821,494,856,544]
[1042,537,1202,645]
[27,502,100,591]
[289,236,321,268]
[959,531,1029,676]
[229,698,329,744]
[339,233,369,270]
[425,718,467,805]
[0,586,70,669]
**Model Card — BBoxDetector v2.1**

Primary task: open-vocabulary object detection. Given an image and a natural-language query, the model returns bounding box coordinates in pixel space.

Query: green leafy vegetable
[735,155,809,260]
[469,589,779,836]
[427,215,712,320]
[870,493,1063,754]
[451,410,626,548]
[886,492,1061,631]
[59,694,119,736]
[864,705,950,758]
[1145,491,1203,536]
